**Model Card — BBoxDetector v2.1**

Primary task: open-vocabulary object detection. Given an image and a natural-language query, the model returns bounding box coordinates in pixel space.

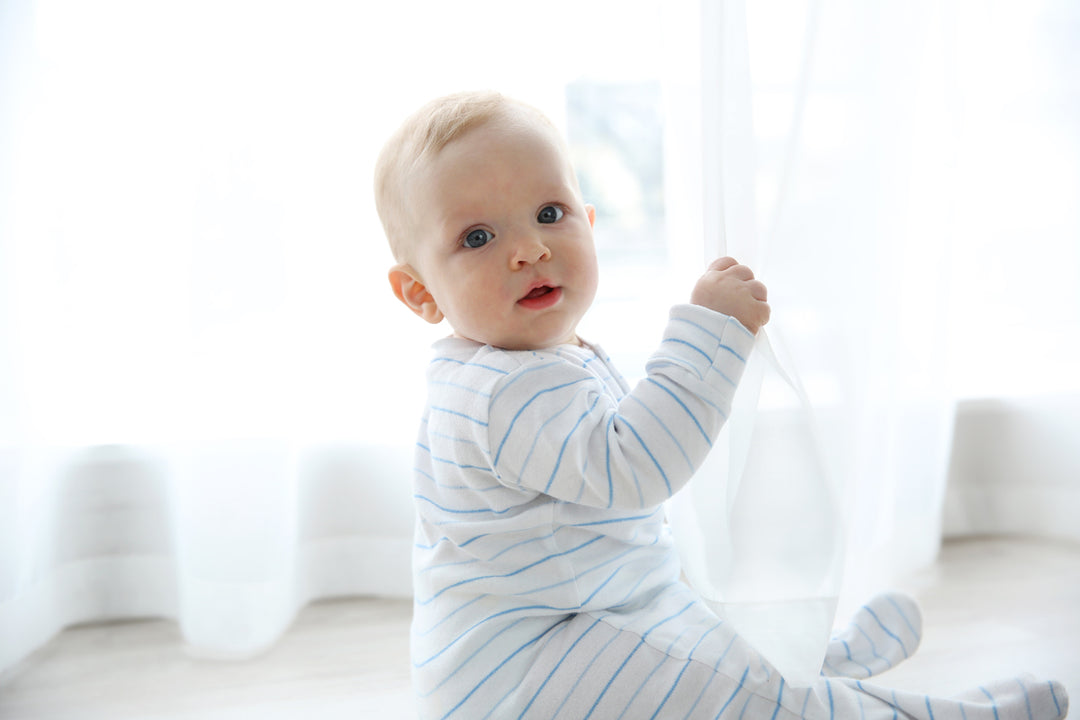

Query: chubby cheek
[441,274,512,334]
[574,252,601,305]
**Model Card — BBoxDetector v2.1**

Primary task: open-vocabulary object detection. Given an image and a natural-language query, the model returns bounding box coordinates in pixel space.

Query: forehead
[415,115,576,205]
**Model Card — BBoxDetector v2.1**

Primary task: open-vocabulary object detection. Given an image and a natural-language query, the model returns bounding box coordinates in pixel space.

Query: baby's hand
[690,257,771,334]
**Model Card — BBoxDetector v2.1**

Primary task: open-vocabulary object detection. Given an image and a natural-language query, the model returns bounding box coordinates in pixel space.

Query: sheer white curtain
[669,0,1080,632]
[2,0,1077,678]
[664,0,958,683]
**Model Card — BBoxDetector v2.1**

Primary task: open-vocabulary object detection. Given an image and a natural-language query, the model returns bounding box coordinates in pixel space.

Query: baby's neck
[451,332,585,349]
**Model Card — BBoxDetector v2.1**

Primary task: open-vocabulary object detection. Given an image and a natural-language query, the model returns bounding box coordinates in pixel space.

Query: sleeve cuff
[646,304,756,386]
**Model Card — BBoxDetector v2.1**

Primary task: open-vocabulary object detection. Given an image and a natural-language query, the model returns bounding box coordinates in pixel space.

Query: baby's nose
[510,234,551,268]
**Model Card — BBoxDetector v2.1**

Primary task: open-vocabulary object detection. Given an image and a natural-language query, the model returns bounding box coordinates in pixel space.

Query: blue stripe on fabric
[627,395,694,473]
[484,619,570,719]
[515,389,580,487]
[842,638,873,677]
[670,316,720,342]
[584,639,645,719]
[770,677,786,720]
[488,360,564,407]
[429,429,486,450]
[577,564,631,607]
[416,601,579,667]
[414,466,437,483]
[854,624,890,669]
[643,621,712,720]
[629,459,645,508]
[706,364,737,388]
[421,617,528,697]
[621,655,668,720]
[415,594,488,637]
[418,557,479,575]
[865,605,909,658]
[619,618,695,719]
[416,443,494,475]
[417,535,603,605]
[414,532,490,551]
[712,665,750,720]
[885,595,919,639]
[1016,678,1034,720]
[800,685,813,719]
[652,656,693,719]
[493,376,592,467]
[684,671,716,720]
[520,532,663,598]
[430,379,492,397]
[415,465,502,492]
[694,391,730,420]
[671,315,752,355]
[430,356,509,374]
[438,618,560,720]
[604,413,615,507]
[644,601,695,638]
[544,393,602,493]
[552,621,624,719]
[736,694,755,720]
[430,405,488,427]
[517,617,603,719]
[432,480,506,493]
[590,545,670,609]
[620,415,672,496]
[662,337,712,364]
[645,377,711,444]
[413,494,531,516]
[979,686,1001,720]
[1049,680,1063,717]
[486,530,557,562]
[649,355,705,381]
[573,451,593,504]
[414,606,538,668]
[571,508,663,528]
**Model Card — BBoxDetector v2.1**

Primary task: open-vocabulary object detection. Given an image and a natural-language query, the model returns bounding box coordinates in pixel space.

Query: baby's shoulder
[427,339,595,389]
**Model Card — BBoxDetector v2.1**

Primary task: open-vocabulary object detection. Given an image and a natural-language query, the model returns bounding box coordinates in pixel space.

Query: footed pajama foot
[822,592,922,679]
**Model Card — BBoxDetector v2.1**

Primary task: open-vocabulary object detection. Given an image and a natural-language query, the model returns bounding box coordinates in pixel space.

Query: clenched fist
[689,257,770,334]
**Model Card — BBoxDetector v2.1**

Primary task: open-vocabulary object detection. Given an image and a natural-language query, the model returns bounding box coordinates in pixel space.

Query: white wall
[943,393,1080,543]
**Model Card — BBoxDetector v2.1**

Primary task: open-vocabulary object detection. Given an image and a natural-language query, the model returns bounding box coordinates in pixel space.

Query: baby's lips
[518,280,558,302]
[517,285,563,309]
[522,285,554,300]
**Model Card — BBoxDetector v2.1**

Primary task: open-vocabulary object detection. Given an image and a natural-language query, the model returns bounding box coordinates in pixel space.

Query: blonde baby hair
[373,90,557,263]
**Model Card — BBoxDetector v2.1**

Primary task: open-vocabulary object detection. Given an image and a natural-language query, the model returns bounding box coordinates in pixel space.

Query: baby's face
[406,117,599,349]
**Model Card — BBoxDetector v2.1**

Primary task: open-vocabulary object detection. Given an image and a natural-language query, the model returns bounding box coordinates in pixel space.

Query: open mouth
[517,285,562,309]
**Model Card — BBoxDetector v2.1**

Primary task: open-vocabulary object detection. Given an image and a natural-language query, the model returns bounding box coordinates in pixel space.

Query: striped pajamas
[409,304,1067,719]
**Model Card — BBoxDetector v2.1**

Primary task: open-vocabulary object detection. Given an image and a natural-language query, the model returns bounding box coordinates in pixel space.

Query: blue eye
[463,229,492,248]
[537,206,564,224]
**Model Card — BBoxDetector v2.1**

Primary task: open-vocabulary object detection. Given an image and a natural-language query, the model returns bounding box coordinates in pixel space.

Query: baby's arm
[690,256,770,334]
[486,299,756,510]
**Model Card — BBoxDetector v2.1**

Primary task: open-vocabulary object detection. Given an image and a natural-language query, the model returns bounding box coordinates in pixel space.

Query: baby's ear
[388,264,444,324]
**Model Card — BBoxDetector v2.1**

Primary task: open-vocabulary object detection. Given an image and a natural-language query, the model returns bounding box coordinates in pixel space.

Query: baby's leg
[497,586,1067,720]
[816,673,1069,720]
[822,592,922,679]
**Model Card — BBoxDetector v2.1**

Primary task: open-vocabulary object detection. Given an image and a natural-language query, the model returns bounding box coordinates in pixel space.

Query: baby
[374,91,1068,719]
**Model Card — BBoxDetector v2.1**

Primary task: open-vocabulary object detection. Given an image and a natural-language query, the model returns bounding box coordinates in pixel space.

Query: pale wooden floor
[0,537,1076,719]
